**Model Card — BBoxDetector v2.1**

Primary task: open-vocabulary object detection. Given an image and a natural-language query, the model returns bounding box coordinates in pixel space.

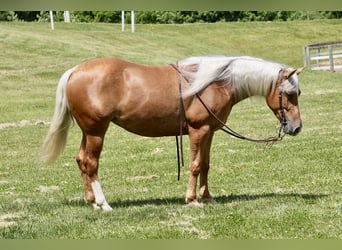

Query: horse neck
[232,74,277,104]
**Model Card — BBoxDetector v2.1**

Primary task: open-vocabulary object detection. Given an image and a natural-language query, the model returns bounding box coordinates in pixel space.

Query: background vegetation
[0,19,341,239]
[0,11,342,23]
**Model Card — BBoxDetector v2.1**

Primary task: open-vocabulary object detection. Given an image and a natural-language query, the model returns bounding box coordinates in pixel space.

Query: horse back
[66,58,182,136]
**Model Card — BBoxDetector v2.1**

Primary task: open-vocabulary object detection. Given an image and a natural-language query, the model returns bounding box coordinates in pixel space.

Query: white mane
[179,56,298,99]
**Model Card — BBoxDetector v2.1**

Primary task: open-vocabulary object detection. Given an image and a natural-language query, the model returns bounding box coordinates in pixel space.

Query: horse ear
[284,69,297,79]
[295,67,305,75]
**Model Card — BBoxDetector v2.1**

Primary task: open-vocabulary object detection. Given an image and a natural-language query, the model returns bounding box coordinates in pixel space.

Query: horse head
[266,67,304,136]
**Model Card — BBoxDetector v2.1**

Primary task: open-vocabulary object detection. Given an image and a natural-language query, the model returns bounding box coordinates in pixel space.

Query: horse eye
[285,92,295,97]
[286,89,300,98]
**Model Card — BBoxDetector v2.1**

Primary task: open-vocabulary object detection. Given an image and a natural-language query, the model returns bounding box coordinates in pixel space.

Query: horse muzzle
[283,122,302,136]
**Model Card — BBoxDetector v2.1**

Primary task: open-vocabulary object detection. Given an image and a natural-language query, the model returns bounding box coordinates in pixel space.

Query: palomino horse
[42,56,303,211]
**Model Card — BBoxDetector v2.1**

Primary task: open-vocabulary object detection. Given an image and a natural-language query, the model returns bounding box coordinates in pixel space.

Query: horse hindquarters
[65,63,118,211]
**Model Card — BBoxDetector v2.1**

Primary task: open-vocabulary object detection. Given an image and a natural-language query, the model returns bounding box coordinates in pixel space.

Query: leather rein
[170,63,287,180]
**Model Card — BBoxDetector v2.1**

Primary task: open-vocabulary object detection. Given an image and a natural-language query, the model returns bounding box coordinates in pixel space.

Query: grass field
[0,20,341,239]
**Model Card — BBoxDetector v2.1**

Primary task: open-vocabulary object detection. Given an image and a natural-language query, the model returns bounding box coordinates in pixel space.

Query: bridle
[196,88,287,144]
[170,64,288,180]
[205,68,288,144]
[278,70,288,138]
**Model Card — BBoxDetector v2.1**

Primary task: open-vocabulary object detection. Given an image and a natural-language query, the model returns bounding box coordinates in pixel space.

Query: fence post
[303,45,311,70]
[49,11,54,30]
[131,10,135,33]
[328,45,334,72]
[302,46,307,68]
[64,11,71,23]
[317,47,321,67]
[121,11,125,32]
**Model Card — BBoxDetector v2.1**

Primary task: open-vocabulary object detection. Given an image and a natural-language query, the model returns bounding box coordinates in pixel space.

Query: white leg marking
[92,203,101,210]
[91,180,105,204]
[91,180,113,212]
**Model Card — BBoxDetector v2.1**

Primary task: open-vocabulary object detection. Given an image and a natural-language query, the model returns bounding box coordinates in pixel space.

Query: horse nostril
[293,126,302,135]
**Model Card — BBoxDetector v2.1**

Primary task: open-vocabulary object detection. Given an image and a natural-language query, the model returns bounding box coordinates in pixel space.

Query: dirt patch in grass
[0,120,49,130]
[0,213,23,228]
[37,185,60,193]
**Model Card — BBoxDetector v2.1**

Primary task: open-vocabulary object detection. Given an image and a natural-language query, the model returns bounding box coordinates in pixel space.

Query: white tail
[41,68,75,164]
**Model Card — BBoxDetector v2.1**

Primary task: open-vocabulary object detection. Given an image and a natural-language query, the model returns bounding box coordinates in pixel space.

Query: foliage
[0,11,19,21]
[0,11,341,23]
[14,11,40,21]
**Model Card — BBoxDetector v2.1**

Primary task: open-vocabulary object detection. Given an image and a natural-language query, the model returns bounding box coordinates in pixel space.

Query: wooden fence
[303,41,342,72]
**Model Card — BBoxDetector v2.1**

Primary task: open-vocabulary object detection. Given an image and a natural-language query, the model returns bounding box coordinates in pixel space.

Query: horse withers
[41,56,303,211]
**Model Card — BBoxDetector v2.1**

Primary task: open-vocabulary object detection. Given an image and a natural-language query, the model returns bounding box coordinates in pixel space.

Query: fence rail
[303,41,342,72]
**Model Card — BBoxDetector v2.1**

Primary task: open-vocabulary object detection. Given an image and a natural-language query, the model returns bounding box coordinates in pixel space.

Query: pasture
[0,20,341,239]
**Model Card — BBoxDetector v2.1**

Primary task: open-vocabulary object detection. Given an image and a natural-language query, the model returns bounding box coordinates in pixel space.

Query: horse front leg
[199,132,215,203]
[77,134,112,212]
[186,125,214,204]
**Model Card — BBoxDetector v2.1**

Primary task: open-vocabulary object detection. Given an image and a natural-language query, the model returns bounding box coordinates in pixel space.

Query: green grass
[0,20,341,239]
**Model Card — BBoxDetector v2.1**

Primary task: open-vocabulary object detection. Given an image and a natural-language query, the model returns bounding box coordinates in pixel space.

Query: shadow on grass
[66,192,328,208]
[108,193,328,208]
[214,193,328,204]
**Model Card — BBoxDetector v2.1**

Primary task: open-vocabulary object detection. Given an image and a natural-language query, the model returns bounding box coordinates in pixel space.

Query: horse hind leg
[76,133,112,212]
[76,135,95,206]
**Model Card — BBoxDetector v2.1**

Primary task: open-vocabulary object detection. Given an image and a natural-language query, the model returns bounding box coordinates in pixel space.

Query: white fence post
[131,10,135,33]
[64,11,71,23]
[328,45,334,72]
[121,11,125,32]
[49,11,54,30]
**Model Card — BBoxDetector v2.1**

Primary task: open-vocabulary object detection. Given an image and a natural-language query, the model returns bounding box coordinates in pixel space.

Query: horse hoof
[92,203,101,210]
[186,200,204,207]
[185,197,195,204]
[200,197,217,204]
[101,203,113,212]
[91,202,113,212]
